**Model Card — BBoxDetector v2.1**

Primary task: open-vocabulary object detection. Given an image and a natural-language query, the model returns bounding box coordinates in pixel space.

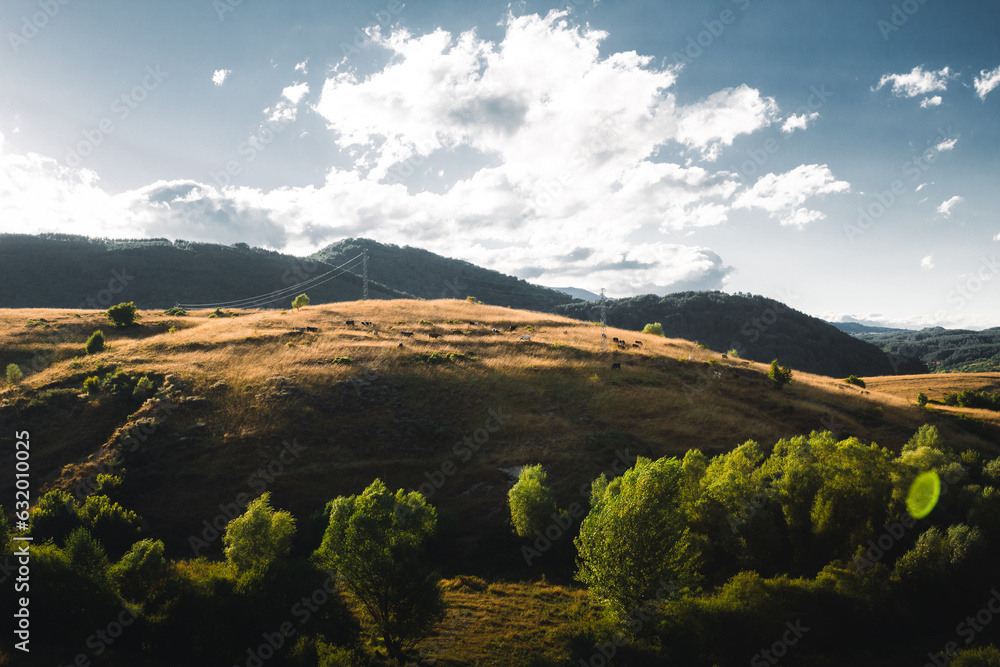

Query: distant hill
[828,321,912,335]
[547,286,602,302]
[309,238,578,312]
[851,327,1000,373]
[0,234,408,309]
[554,291,927,377]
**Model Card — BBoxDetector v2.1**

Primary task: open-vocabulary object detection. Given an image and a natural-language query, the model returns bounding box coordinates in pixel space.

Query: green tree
[112,538,171,605]
[223,493,296,578]
[85,329,106,354]
[768,359,793,390]
[29,489,82,545]
[313,479,445,664]
[844,375,866,388]
[5,363,23,385]
[79,494,143,558]
[106,301,138,327]
[508,464,557,539]
[575,457,699,622]
[917,392,929,407]
[641,322,665,337]
[292,293,310,309]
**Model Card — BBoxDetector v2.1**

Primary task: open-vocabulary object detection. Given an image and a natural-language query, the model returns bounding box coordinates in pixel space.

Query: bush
[223,493,296,578]
[106,301,138,328]
[641,322,665,337]
[917,392,929,407]
[79,494,143,558]
[726,348,740,358]
[292,293,310,309]
[844,375,866,388]
[952,645,1000,666]
[111,538,171,605]
[85,329,105,354]
[768,359,793,389]
[508,464,557,539]
[84,376,101,395]
[164,307,187,316]
[133,375,155,399]
[29,490,82,545]
[5,363,23,385]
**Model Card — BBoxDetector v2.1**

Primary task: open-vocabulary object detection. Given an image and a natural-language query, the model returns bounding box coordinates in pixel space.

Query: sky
[1,0,998,329]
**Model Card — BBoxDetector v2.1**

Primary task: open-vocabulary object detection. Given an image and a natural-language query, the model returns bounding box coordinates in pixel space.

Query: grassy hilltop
[3,299,1000,665]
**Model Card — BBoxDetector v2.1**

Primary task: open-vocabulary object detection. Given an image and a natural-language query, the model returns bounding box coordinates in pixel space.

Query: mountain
[850,326,1000,373]
[554,291,928,377]
[309,237,578,312]
[0,233,408,308]
[546,286,602,301]
[828,321,912,334]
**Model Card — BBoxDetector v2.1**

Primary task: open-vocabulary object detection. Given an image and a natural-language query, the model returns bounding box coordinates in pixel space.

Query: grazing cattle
[509,325,517,332]
[611,362,621,370]
[397,342,404,348]
[520,335,531,341]
[617,342,627,350]
[612,337,619,343]
[721,354,728,359]
[563,330,568,334]
[428,333,441,339]
[602,333,607,338]
[492,328,501,333]
[305,326,319,332]
[360,321,372,327]
[469,321,480,326]
[632,343,640,348]
[344,320,355,326]
[634,340,643,346]
[400,331,414,337]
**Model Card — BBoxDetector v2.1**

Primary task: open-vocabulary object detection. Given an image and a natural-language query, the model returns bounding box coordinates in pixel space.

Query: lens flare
[906,470,941,519]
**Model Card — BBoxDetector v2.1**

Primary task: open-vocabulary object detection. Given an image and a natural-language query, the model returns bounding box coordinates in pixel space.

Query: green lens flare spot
[907,471,941,519]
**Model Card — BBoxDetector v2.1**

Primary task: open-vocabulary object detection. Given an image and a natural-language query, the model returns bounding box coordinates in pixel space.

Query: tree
[5,363,23,385]
[768,359,792,390]
[106,301,138,328]
[642,322,665,337]
[292,293,310,309]
[508,464,557,538]
[85,329,105,354]
[575,457,699,621]
[313,479,445,663]
[112,538,171,605]
[223,493,296,578]
[917,392,929,407]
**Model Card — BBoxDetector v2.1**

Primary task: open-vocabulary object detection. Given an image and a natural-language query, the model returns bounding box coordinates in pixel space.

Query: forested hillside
[555,291,927,378]
[852,327,1000,373]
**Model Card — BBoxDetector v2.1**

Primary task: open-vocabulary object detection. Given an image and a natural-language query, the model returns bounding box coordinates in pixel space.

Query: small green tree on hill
[642,322,665,337]
[5,363,23,385]
[508,464,557,539]
[223,493,296,578]
[85,330,105,355]
[106,302,138,328]
[768,359,793,390]
[292,293,310,309]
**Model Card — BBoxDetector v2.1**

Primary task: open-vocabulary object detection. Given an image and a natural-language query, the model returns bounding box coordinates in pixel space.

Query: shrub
[726,348,740,358]
[111,538,171,604]
[133,375,154,399]
[79,494,143,558]
[106,301,138,328]
[292,293,310,309]
[508,465,557,539]
[466,296,476,302]
[164,307,187,316]
[917,392,929,407]
[951,645,1000,666]
[768,359,793,390]
[29,490,82,545]
[844,375,866,388]
[223,493,296,578]
[642,322,665,337]
[85,329,105,354]
[84,376,101,395]
[5,363,23,385]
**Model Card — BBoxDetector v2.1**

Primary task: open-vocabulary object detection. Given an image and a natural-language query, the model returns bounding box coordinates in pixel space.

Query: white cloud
[974,65,1000,100]
[675,85,779,160]
[733,164,850,227]
[281,82,309,105]
[294,59,309,74]
[993,232,1000,242]
[935,137,957,152]
[212,69,231,86]
[874,65,952,99]
[920,95,942,108]
[915,182,929,192]
[265,82,310,123]
[781,111,819,133]
[920,254,934,270]
[937,195,963,217]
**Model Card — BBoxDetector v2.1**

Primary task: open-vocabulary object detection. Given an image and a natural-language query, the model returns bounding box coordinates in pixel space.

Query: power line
[362,248,369,301]
[600,288,607,351]
[177,252,364,310]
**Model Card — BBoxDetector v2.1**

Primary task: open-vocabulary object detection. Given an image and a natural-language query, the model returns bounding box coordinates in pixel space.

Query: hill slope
[554,291,926,378]
[309,237,578,311]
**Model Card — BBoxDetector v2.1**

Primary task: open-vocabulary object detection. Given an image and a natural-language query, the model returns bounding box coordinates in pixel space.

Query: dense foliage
[508,464,557,539]
[851,326,1000,373]
[555,291,926,377]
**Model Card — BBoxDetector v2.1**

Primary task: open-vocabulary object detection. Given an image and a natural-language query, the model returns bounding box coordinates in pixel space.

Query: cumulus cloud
[874,65,952,99]
[994,232,1000,242]
[920,254,934,270]
[935,137,958,152]
[920,95,942,108]
[0,12,823,296]
[937,195,963,217]
[781,111,819,133]
[212,69,231,86]
[732,164,850,227]
[294,59,309,74]
[974,65,1000,100]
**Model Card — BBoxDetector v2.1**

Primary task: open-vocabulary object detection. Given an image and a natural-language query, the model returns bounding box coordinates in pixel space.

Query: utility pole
[362,248,369,300]
[599,288,607,351]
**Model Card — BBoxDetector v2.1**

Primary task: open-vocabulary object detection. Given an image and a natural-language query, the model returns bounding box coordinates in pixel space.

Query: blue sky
[1,0,998,328]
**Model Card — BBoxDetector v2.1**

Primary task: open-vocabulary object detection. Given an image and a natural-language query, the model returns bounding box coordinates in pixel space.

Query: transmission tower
[362,248,369,300]
[599,288,607,350]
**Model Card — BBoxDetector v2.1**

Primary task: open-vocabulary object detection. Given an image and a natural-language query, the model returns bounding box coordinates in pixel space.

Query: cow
[428,333,441,339]
[520,335,531,341]
[305,326,319,332]
[344,320,355,326]
[612,337,619,343]
[721,354,728,359]
[632,343,641,348]
[611,362,621,370]
[634,340,643,346]
[509,325,517,332]
[400,331,414,337]
[360,321,372,327]
[397,342,404,348]
[492,328,501,333]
